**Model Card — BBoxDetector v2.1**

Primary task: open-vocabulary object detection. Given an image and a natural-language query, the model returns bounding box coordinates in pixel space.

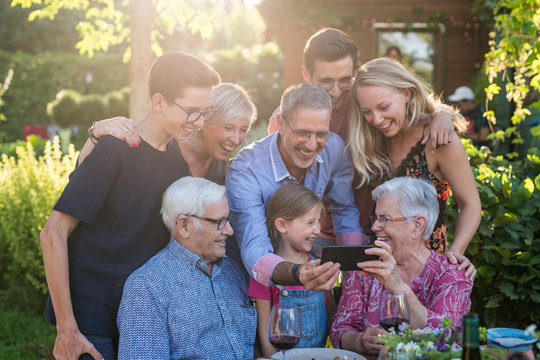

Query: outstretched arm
[78,117,139,165]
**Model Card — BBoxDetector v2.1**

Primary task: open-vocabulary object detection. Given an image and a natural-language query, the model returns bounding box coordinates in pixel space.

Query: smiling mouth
[220,143,234,152]
[182,125,196,135]
[298,148,314,157]
[380,121,392,130]
[376,236,391,242]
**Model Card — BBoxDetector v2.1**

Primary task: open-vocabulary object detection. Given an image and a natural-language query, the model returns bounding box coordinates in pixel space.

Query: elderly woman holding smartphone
[330,177,473,355]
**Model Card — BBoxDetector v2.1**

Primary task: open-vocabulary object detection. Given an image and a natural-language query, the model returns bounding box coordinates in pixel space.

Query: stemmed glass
[268,303,302,360]
[379,292,410,333]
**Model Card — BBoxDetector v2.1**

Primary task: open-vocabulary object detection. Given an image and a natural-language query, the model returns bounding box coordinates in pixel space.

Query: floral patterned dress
[375,139,450,254]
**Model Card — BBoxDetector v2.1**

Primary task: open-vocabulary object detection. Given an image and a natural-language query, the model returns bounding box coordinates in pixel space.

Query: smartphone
[321,245,379,271]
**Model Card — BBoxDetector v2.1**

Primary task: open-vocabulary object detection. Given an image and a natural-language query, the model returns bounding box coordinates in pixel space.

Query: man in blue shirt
[226,83,368,290]
[117,177,256,360]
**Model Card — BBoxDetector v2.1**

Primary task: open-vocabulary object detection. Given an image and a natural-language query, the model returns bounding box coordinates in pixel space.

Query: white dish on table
[270,347,366,360]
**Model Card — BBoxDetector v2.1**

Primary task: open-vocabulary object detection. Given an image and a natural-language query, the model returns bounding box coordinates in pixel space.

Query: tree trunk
[129,0,153,120]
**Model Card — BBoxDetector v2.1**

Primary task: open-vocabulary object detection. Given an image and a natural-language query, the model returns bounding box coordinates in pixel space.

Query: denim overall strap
[279,288,328,348]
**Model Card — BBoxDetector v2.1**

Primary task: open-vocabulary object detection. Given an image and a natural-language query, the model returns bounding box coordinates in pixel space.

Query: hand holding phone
[321,245,379,271]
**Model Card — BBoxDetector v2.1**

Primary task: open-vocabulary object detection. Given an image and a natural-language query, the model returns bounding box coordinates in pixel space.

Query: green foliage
[483,0,540,144]
[0,137,78,296]
[46,89,82,128]
[208,43,283,126]
[104,86,130,118]
[446,139,540,327]
[0,68,13,122]
[0,0,83,54]
[0,134,48,157]
[0,50,128,142]
[11,0,216,59]
[0,307,55,360]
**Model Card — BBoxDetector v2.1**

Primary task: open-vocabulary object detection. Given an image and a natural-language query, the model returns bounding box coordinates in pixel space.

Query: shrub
[0,50,128,142]
[0,137,77,299]
[104,86,130,118]
[79,93,107,128]
[446,140,540,327]
[46,89,82,128]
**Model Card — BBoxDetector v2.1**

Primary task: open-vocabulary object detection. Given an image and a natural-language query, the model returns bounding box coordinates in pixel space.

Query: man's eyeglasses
[369,214,410,227]
[188,214,231,230]
[283,120,331,143]
[171,101,215,123]
[315,77,355,92]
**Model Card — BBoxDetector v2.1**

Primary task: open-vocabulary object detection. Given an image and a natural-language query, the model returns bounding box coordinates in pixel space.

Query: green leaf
[485,295,503,308]
[478,266,496,278]
[531,292,540,303]
[499,282,517,299]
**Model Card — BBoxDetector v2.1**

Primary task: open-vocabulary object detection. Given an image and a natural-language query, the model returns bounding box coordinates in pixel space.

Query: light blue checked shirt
[117,236,257,360]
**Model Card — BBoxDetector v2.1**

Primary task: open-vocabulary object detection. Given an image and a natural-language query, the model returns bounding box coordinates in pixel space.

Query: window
[375,23,443,87]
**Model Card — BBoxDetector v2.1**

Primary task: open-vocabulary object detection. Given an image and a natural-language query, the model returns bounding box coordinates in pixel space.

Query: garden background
[0,0,539,359]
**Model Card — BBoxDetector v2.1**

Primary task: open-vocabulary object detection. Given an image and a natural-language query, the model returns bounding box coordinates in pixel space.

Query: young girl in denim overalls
[246,183,328,357]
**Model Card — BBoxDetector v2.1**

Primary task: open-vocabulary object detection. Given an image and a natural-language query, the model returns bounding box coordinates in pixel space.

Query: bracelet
[291,263,301,285]
[88,121,100,143]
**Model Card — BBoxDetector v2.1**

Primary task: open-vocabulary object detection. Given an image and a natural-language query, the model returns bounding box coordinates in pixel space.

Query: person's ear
[176,215,190,237]
[301,65,312,83]
[152,93,167,112]
[402,88,412,102]
[276,113,286,134]
[274,217,288,234]
[413,216,427,238]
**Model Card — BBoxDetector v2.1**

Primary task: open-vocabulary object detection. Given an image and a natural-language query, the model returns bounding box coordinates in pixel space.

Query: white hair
[161,176,225,232]
[372,177,439,240]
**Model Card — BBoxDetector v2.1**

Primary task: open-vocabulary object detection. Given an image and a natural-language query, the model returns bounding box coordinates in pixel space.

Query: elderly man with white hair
[331,177,473,355]
[117,177,256,360]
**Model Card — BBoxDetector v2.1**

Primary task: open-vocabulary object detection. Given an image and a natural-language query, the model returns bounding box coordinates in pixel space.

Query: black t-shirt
[46,136,190,337]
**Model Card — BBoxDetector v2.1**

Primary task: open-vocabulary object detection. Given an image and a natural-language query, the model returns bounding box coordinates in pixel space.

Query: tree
[12,0,215,119]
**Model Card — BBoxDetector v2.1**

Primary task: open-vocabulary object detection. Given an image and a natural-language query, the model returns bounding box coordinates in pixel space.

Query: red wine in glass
[379,292,410,333]
[380,317,410,332]
[268,304,302,360]
[269,334,301,351]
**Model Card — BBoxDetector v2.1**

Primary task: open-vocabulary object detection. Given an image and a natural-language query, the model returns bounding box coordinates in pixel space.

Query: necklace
[296,170,306,184]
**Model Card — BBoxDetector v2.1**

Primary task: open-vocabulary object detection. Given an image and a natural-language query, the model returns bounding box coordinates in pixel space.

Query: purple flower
[435,339,449,352]
[398,322,409,332]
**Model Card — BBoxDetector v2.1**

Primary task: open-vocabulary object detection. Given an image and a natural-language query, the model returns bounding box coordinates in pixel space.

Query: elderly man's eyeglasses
[188,214,231,230]
[171,101,215,123]
[370,214,409,227]
[283,120,331,143]
[315,77,355,92]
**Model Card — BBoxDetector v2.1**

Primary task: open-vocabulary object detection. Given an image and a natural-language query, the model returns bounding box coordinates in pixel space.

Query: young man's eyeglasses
[171,101,215,123]
[315,76,355,92]
[188,214,231,230]
[283,120,331,143]
[369,214,410,227]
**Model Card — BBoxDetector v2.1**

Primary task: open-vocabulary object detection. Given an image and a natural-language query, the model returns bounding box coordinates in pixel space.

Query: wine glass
[379,292,410,333]
[268,303,302,360]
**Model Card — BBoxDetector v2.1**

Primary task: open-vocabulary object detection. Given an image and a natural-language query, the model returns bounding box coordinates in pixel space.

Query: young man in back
[40,52,220,360]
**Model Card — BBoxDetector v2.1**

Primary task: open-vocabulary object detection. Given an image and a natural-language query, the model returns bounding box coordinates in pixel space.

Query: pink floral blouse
[330,252,473,348]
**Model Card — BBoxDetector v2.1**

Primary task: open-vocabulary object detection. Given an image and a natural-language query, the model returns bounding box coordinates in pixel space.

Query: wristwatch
[88,121,99,144]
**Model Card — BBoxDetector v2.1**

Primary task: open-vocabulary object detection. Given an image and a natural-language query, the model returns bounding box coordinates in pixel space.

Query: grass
[0,306,55,360]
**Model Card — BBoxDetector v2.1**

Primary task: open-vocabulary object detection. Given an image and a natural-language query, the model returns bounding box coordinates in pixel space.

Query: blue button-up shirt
[225,132,365,286]
[117,237,256,360]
